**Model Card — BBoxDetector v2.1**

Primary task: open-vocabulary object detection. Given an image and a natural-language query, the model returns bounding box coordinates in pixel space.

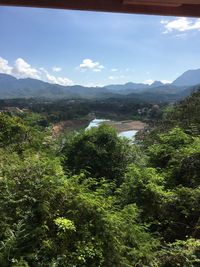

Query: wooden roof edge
[0,0,200,18]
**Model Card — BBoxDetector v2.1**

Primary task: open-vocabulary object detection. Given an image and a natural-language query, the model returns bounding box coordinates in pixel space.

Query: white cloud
[108,75,125,80]
[93,68,101,72]
[111,68,118,72]
[161,80,172,84]
[0,57,40,79]
[0,56,74,86]
[161,17,200,33]
[109,76,116,80]
[79,59,104,72]
[52,66,62,72]
[0,57,13,74]
[175,33,187,38]
[40,68,73,86]
[143,79,171,85]
[13,58,40,79]
[143,79,154,85]
[46,73,73,86]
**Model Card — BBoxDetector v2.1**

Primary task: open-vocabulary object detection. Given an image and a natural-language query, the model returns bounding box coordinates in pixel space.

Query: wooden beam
[124,1,182,7]
[124,0,200,5]
[0,0,200,17]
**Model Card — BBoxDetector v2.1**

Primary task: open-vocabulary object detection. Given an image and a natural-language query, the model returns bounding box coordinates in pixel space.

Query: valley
[1,66,200,267]
[1,68,200,102]
[1,86,200,266]
[1,4,200,266]
[42,116,147,140]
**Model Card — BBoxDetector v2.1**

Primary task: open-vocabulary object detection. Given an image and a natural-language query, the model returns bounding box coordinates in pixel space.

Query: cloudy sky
[0,6,200,86]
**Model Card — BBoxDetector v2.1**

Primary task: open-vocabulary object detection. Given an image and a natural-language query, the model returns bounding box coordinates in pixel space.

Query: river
[86,119,138,140]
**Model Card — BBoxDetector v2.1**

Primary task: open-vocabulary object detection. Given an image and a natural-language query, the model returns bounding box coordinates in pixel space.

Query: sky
[0,6,200,87]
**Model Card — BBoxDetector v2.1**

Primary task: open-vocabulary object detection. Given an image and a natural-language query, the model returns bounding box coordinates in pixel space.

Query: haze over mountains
[0,68,200,102]
[173,69,200,86]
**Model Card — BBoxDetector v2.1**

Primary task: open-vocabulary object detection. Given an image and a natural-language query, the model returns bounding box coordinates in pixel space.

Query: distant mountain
[142,84,188,95]
[105,69,200,99]
[173,69,200,86]
[1,68,200,102]
[149,81,164,88]
[104,82,149,93]
[126,91,182,103]
[0,73,110,99]
[105,81,168,95]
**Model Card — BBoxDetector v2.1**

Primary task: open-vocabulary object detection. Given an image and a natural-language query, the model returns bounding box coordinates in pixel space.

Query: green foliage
[62,124,136,186]
[157,239,200,267]
[148,127,192,168]
[118,165,167,220]
[1,89,200,266]
[0,149,157,266]
[0,113,29,149]
[169,88,200,135]
[54,217,76,232]
[20,112,49,129]
[147,128,200,188]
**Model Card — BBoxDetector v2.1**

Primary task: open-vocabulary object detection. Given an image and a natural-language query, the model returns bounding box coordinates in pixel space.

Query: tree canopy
[0,89,200,266]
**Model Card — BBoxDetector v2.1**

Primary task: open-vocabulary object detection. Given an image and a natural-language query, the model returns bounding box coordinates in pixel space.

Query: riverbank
[106,120,147,133]
[52,119,147,138]
[86,119,147,140]
[52,119,89,137]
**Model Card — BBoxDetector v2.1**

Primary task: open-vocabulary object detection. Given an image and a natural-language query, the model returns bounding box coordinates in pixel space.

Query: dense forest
[0,97,163,123]
[0,88,200,266]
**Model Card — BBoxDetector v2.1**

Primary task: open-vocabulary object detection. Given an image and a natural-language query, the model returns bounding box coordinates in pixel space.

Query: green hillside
[0,89,200,266]
[170,87,200,134]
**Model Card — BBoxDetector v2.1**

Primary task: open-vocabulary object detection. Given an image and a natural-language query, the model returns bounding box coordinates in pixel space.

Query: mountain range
[1,68,200,102]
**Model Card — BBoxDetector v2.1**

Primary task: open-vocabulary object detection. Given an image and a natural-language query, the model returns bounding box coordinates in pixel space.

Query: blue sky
[0,6,200,86]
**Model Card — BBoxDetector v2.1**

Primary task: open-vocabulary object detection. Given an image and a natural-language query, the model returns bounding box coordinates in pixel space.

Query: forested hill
[1,70,200,102]
[0,88,200,266]
[149,87,200,136]
[170,87,200,134]
[145,86,200,145]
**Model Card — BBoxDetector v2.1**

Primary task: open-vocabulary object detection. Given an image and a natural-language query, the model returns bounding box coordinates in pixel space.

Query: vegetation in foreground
[0,89,200,266]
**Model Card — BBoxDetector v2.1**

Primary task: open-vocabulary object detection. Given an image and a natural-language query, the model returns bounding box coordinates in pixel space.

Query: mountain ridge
[172,69,200,86]
[0,68,200,101]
